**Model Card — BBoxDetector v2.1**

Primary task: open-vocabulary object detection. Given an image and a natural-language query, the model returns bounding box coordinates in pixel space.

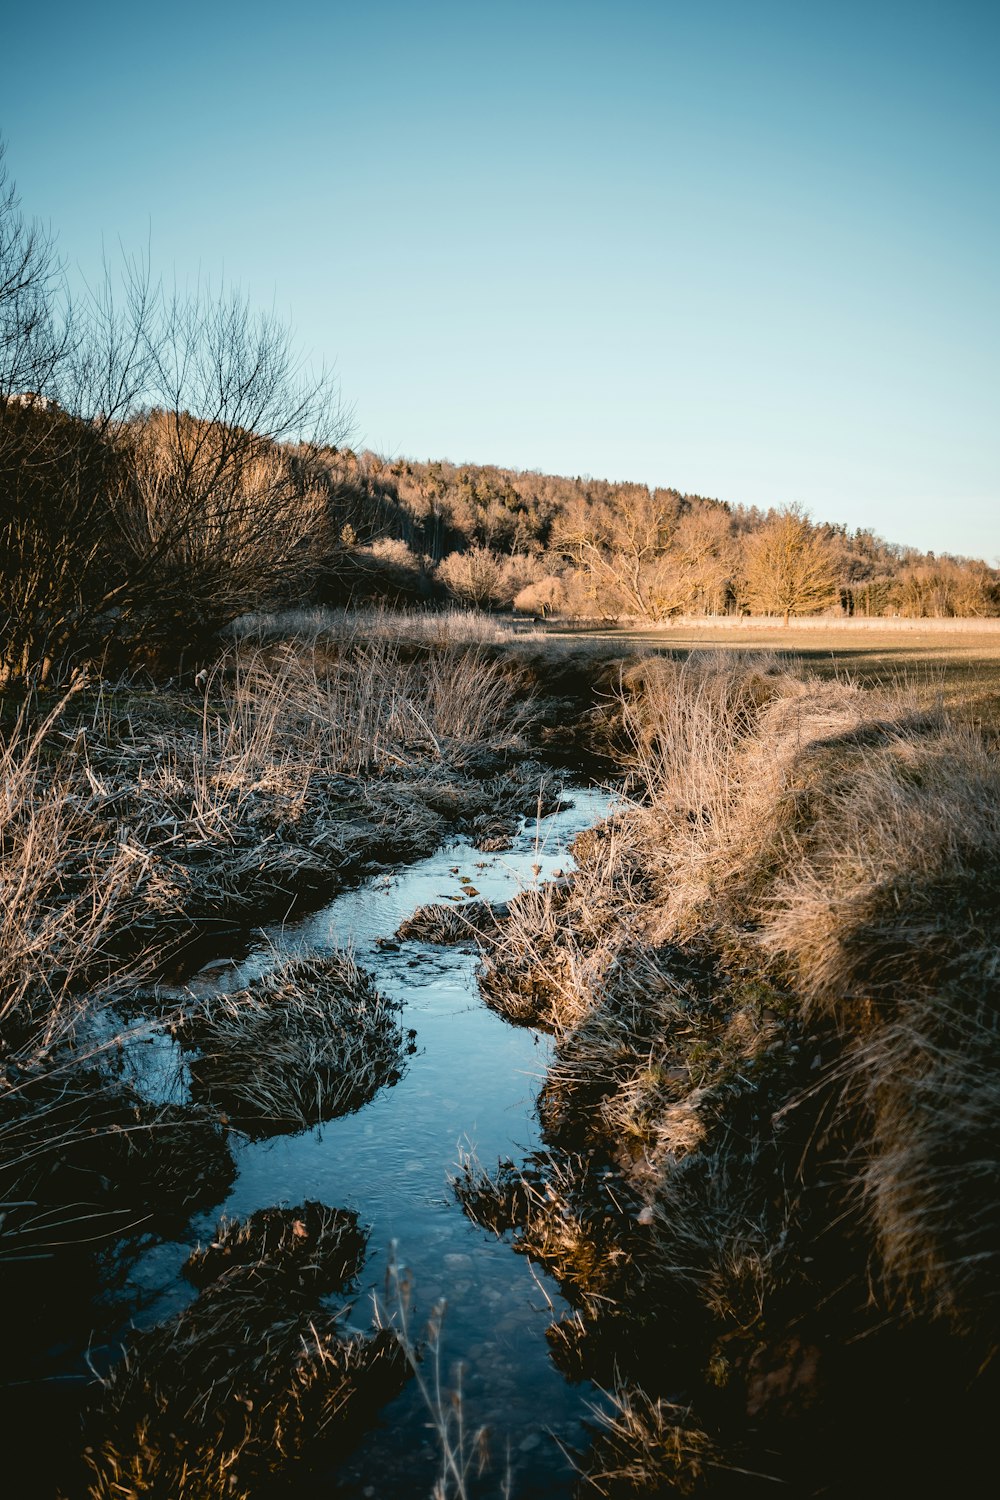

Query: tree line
[330,453,1000,622]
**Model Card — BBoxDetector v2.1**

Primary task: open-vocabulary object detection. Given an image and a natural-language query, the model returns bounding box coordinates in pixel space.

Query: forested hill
[321,448,1000,620]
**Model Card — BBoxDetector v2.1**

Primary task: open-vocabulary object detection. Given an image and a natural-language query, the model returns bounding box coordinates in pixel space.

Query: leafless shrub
[438,545,545,609]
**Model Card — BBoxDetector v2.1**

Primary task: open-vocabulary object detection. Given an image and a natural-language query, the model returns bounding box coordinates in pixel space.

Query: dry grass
[0,623,534,1264]
[561,617,1000,724]
[0,689,153,1065]
[396,898,507,945]
[466,649,1000,1488]
[182,951,407,1136]
[0,691,179,1256]
[185,1201,368,1292]
[453,1147,641,1305]
[84,1201,407,1500]
[0,627,534,1019]
[228,602,545,649]
[582,1386,727,1498]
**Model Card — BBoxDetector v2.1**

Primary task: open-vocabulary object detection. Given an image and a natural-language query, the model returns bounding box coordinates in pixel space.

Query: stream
[115,781,617,1497]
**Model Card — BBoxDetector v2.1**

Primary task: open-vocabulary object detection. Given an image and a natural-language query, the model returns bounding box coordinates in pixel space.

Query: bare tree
[0,142,72,404]
[0,141,350,685]
[551,487,684,618]
[107,281,348,641]
[741,505,841,626]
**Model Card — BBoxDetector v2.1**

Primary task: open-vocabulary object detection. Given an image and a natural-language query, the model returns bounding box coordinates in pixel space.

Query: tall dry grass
[0,691,152,1065]
[200,636,531,778]
[468,649,1000,1490]
[227,602,545,650]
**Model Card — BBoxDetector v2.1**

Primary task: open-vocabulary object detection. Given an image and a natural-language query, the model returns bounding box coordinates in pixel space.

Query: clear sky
[3,0,998,559]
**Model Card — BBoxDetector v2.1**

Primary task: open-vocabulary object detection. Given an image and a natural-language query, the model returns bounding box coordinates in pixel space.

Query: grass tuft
[182,951,406,1136]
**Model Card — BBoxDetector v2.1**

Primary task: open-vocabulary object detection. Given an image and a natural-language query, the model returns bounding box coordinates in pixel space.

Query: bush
[438,545,545,609]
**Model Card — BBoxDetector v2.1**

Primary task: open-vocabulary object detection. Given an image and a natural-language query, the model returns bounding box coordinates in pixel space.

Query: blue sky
[4,0,998,559]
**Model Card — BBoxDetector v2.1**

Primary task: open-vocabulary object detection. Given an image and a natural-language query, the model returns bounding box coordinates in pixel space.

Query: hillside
[323,449,1000,621]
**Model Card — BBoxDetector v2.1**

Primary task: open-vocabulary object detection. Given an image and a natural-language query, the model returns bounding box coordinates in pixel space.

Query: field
[550,617,1000,722]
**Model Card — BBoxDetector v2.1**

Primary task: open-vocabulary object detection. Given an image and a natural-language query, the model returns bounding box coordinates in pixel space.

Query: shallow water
[120,783,617,1496]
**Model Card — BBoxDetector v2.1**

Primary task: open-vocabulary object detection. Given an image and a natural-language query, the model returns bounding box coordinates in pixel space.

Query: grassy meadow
[553,616,1000,723]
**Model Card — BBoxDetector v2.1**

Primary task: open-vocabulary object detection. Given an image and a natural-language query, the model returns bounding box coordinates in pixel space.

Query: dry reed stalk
[376,1249,507,1500]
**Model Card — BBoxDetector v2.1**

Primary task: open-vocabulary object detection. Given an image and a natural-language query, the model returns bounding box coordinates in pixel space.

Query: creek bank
[84,1203,408,1500]
[1,629,623,1251]
[456,654,1000,1497]
[2,691,622,1499]
[68,782,619,1500]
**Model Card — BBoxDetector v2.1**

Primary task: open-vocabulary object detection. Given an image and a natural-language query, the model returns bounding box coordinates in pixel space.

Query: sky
[3,0,999,560]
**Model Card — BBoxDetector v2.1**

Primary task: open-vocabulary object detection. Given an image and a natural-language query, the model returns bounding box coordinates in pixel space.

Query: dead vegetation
[1,615,605,1497]
[581,1386,732,1498]
[182,952,408,1135]
[84,1202,407,1500]
[465,651,1000,1493]
[0,633,537,1254]
[184,1201,367,1291]
[396,898,507,945]
[228,602,546,651]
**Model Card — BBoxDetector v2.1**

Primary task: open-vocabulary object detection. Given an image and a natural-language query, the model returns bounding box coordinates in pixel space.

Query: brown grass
[1,624,534,1261]
[185,1201,368,1292]
[555,617,1000,724]
[581,1385,728,1498]
[228,602,546,650]
[84,1201,407,1500]
[465,648,1000,1488]
[182,951,407,1136]
[396,898,507,945]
